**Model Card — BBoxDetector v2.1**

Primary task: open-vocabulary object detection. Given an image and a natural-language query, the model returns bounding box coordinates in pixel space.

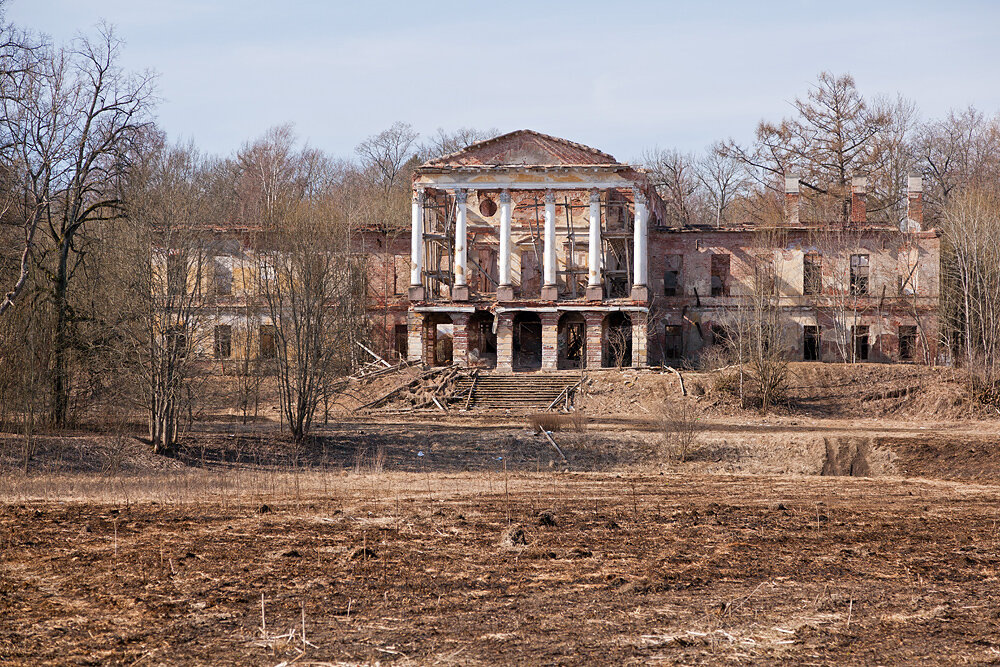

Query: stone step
[453,372,582,409]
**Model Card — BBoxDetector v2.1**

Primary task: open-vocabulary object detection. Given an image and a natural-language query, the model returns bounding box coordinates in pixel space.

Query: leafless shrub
[659,399,701,463]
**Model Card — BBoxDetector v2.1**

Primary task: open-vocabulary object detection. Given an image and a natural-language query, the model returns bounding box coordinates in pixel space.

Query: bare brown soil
[2,363,999,665]
[3,470,1000,665]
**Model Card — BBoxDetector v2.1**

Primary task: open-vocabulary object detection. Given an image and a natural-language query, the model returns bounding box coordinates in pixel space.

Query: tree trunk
[50,236,72,426]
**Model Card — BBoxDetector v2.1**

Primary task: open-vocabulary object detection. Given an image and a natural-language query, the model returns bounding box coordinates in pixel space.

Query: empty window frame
[212,256,232,297]
[712,324,733,349]
[259,325,277,359]
[803,254,821,295]
[394,324,408,359]
[850,254,869,295]
[754,254,776,295]
[803,325,821,361]
[663,324,682,359]
[394,255,410,296]
[898,325,917,361]
[166,253,187,296]
[710,254,730,297]
[853,325,869,361]
[214,324,232,359]
[663,254,683,296]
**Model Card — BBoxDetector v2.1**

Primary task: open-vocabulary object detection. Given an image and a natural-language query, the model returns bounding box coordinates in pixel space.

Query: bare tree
[912,107,1000,223]
[237,129,368,441]
[418,126,501,162]
[721,226,789,411]
[696,143,749,227]
[258,199,367,442]
[4,26,155,425]
[355,121,419,196]
[0,14,43,317]
[642,147,703,227]
[721,72,903,224]
[115,140,210,454]
[939,187,1000,404]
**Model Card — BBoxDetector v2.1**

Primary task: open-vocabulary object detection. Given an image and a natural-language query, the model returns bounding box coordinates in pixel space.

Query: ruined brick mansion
[177,130,940,372]
[366,130,939,371]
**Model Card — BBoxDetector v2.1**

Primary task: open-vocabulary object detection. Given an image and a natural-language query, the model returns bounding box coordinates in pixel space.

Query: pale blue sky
[8,0,1000,162]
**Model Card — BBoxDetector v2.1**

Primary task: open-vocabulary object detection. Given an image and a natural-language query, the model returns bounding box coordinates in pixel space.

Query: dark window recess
[210,257,231,297]
[755,255,775,295]
[854,325,869,361]
[664,324,682,359]
[804,325,821,361]
[663,270,680,296]
[259,325,277,359]
[710,254,730,297]
[167,254,186,296]
[394,324,408,359]
[663,254,683,296]
[899,325,917,360]
[214,325,232,359]
[803,254,821,295]
[850,254,869,295]
[712,324,733,349]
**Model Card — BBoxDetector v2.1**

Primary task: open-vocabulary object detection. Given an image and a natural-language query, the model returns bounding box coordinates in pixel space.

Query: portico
[405,130,662,371]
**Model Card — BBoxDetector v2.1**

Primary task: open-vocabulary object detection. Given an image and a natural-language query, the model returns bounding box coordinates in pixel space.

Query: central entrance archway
[468,311,497,368]
[513,311,542,371]
[603,311,632,367]
[557,312,586,369]
[424,313,453,367]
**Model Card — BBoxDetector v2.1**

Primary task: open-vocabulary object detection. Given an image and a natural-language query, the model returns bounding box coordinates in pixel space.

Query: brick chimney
[850,175,867,224]
[784,175,800,224]
[905,174,923,232]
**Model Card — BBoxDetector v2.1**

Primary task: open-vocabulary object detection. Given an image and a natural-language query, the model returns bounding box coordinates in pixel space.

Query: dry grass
[5,469,1000,664]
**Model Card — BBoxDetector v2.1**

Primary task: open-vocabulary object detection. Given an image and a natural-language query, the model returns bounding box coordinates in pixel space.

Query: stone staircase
[453,372,584,410]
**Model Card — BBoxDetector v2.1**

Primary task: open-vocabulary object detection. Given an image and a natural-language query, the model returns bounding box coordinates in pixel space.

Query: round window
[479,197,498,217]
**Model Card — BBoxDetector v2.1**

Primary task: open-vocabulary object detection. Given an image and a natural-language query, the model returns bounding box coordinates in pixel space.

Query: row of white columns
[410,188,648,297]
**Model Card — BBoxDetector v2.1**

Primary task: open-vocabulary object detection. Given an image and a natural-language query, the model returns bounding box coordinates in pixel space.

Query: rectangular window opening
[850,254,869,296]
[803,254,821,295]
[853,325,869,361]
[259,325,277,359]
[710,254,730,297]
[214,325,232,359]
[899,325,917,361]
[663,254,683,296]
[663,324,682,359]
[804,325,820,361]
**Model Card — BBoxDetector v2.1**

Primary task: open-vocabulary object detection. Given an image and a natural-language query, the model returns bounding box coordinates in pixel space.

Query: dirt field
[2,364,1000,665]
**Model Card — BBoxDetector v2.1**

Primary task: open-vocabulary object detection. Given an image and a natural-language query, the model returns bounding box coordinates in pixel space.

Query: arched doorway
[557,312,586,370]
[424,313,453,366]
[603,312,632,368]
[513,311,542,371]
[468,311,497,368]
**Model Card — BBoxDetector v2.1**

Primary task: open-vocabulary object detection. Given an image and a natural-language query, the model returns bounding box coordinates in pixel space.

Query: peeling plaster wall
[646,227,941,364]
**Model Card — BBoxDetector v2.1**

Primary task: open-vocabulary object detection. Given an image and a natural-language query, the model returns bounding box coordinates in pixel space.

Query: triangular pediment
[422,130,619,168]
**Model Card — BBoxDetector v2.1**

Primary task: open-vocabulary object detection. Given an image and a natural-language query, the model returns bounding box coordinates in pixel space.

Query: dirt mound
[786,363,985,420]
[499,524,528,547]
[820,437,872,477]
[578,363,995,423]
[0,433,186,475]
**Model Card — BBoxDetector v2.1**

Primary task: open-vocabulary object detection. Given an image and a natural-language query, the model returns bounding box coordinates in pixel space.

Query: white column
[498,190,512,286]
[454,188,468,287]
[543,190,556,287]
[588,190,601,287]
[410,188,424,286]
[632,187,648,288]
